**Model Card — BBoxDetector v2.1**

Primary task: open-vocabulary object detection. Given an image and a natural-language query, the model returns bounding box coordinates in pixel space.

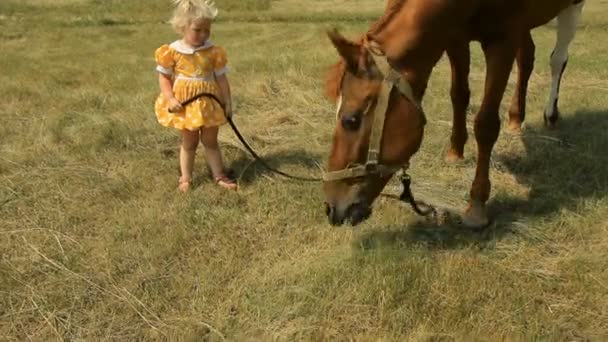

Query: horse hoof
[544,118,558,129]
[462,202,489,229]
[543,110,559,128]
[445,150,464,163]
[507,121,523,135]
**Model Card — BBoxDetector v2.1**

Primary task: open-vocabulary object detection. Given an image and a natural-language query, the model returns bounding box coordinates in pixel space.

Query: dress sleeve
[212,46,229,77]
[154,44,175,76]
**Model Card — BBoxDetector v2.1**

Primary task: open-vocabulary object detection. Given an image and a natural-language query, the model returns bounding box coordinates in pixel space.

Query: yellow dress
[154,40,228,130]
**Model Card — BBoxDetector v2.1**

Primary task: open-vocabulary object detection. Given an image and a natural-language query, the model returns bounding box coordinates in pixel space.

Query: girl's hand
[168,98,183,113]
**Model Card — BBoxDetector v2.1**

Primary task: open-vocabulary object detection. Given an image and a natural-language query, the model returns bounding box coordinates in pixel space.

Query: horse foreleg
[507,31,535,133]
[446,41,471,162]
[463,39,517,228]
[544,1,584,126]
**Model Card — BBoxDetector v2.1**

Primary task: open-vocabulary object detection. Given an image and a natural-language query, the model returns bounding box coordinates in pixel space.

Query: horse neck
[370,3,446,102]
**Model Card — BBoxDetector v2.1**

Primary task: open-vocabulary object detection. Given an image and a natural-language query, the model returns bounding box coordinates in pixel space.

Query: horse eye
[341,114,361,131]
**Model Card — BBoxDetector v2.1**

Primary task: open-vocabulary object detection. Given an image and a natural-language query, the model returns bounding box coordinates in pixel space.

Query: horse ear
[327,29,361,71]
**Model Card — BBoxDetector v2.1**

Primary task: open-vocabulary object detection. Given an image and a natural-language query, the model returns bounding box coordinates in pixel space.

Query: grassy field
[1,0,608,340]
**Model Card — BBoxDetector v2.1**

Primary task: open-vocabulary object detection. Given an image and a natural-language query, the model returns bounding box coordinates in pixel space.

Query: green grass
[1,0,608,340]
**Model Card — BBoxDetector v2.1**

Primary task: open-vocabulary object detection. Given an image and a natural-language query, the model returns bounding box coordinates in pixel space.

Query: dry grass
[1,0,608,340]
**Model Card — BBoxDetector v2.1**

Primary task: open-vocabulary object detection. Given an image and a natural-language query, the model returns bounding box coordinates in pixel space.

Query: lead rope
[398,172,437,217]
[179,92,440,219]
[179,92,321,182]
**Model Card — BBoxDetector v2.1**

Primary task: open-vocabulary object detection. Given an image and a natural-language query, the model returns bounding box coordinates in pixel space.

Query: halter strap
[322,43,421,182]
[366,47,420,109]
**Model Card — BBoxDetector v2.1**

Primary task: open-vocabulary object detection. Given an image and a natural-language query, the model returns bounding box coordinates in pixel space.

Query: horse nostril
[326,203,345,226]
[346,202,372,226]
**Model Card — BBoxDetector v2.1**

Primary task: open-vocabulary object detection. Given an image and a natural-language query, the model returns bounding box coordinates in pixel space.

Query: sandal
[178,176,191,192]
[214,173,237,190]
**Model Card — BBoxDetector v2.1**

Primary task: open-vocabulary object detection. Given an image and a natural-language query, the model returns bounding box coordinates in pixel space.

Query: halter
[322,43,423,182]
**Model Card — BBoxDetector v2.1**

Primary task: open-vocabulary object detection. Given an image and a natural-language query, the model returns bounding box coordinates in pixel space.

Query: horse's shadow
[357,109,608,250]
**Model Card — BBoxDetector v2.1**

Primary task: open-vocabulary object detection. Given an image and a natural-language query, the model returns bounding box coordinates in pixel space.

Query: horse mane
[367,0,407,37]
[324,0,407,102]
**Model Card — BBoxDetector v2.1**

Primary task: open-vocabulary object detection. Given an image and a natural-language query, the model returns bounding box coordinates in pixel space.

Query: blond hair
[169,0,219,33]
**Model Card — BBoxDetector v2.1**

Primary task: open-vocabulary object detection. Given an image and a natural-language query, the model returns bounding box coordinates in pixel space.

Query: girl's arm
[216,74,232,117]
[159,73,182,112]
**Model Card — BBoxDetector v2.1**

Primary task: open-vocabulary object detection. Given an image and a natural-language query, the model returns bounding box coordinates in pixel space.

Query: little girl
[154,0,237,192]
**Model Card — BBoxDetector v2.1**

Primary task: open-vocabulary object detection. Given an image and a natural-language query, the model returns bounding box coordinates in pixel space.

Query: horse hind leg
[446,41,471,162]
[507,31,535,133]
[544,0,585,126]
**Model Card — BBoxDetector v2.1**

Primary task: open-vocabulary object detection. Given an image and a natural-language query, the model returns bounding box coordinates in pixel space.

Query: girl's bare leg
[201,126,236,189]
[179,129,200,192]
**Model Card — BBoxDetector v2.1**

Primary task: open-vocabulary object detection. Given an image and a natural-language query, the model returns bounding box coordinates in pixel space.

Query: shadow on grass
[219,144,323,185]
[356,221,509,252]
[356,109,608,250]
[159,142,323,187]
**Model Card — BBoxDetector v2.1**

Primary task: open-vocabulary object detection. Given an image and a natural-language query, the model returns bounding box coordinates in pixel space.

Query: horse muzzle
[326,201,372,226]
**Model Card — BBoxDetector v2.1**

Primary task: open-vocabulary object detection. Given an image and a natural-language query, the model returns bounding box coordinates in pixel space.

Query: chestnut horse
[447,0,585,160]
[323,0,585,227]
